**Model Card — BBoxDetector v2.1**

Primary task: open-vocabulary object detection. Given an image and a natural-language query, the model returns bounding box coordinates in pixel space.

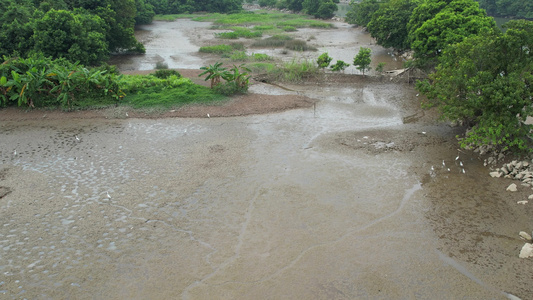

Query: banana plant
[199,62,227,88]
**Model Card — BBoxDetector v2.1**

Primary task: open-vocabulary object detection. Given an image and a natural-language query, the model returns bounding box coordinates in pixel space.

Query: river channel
[1,17,532,299]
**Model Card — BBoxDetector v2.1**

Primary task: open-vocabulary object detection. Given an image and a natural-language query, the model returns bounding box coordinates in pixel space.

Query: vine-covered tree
[417,20,533,153]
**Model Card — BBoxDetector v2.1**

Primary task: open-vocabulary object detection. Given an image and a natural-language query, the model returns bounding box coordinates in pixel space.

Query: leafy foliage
[317,52,333,69]
[303,0,338,19]
[367,0,420,50]
[33,9,109,66]
[353,47,372,75]
[199,62,251,95]
[0,54,122,109]
[417,20,533,153]
[345,0,381,27]
[408,0,496,68]
[330,60,350,72]
[476,0,533,18]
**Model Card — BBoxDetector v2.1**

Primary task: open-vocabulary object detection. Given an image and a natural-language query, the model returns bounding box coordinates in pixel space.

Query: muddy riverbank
[1,15,532,300]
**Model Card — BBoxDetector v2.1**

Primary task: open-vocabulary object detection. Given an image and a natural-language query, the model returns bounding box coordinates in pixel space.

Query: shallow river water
[1,18,532,300]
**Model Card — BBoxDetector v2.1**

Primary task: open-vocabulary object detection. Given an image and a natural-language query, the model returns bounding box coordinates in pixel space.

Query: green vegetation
[199,63,251,95]
[229,51,273,62]
[216,28,263,39]
[193,11,334,29]
[285,40,317,51]
[251,35,294,48]
[331,60,350,72]
[199,43,244,55]
[367,0,420,50]
[353,47,372,75]
[317,53,333,69]
[256,0,339,19]
[265,60,320,82]
[408,0,496,68]
[417,20,533,153]
[375,62,386,74]
[147,0,243,14]
[0,55,123,109]
[476,0,533,19]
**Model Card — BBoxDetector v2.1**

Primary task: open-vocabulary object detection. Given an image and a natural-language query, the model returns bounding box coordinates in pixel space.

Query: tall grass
[267,60,322,82]
[199,43,244,54]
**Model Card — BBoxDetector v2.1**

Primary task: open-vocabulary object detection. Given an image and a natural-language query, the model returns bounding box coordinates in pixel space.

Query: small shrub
[154,69,182,79]
[229,51,249,61]
[282,26,297,32]
[375,62,386,74]
[331,60,350,72]
[251,35,293,48]
[155,61,169,69]
[252,53,273,61]
[199,44,234,54]
[285,40,317,51]
[317,52,332,68]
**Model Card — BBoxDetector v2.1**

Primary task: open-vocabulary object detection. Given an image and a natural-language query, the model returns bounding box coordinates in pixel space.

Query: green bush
[0,54,122,109]
[199,44,232,54]
[216,27,263,39]
[154,69,182,79]
[251,35,293,48]
[285,40,317,51]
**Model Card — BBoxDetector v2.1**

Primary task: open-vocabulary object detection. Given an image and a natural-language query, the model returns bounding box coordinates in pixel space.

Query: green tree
[417,20,533,153]
[353,47,372,75]
[330,60,350,72]
[408,0,496,68]
[135,0,155,25]
[0,0,35,58]
[345,0,381,27]
[33,9,109,65]
[303,0,337,19]
[317,52,333,68]
[367,0,420,50]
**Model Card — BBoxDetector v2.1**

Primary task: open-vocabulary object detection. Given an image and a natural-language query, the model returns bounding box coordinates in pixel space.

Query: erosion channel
[1,17,532,299]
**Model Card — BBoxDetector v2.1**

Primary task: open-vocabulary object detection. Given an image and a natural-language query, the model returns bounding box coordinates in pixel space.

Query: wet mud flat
[1,78,532,299]
[2,14,533,300]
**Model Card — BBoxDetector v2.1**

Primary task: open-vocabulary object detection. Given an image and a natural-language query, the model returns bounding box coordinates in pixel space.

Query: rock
[519,243,533,258]
[517,200,528,205]
[516,173,524,180]
[516,161,523,170]
[501,166,510,174]
[489,171,502,178]
[520,231,533,242]
[528,194,533,200]
[507,183,518,192]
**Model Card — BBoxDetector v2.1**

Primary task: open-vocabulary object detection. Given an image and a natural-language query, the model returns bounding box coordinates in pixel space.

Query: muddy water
[109,19,405,74]
[2,17,533,300]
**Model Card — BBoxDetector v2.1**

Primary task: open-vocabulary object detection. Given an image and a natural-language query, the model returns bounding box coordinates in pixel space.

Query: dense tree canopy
[303,0,338,19]
[33,9,109,65]
[345,0,381,27]
[408,0,496,67]
[476,0,533,19]
[146,0,244,14]
[417,20,533,152]
[367,0,420,50]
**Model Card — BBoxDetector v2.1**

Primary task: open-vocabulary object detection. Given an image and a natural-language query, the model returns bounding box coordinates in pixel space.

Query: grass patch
[229,51,273,61]
[245,62,277,73]
[153,14,202,21]
[285,39,317,51]
[251,35,293,47]
[121,75,226,109]
[266,60,320,82]
[199,43,244,54]
[192,11,332,29]
[216,27,263,39]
